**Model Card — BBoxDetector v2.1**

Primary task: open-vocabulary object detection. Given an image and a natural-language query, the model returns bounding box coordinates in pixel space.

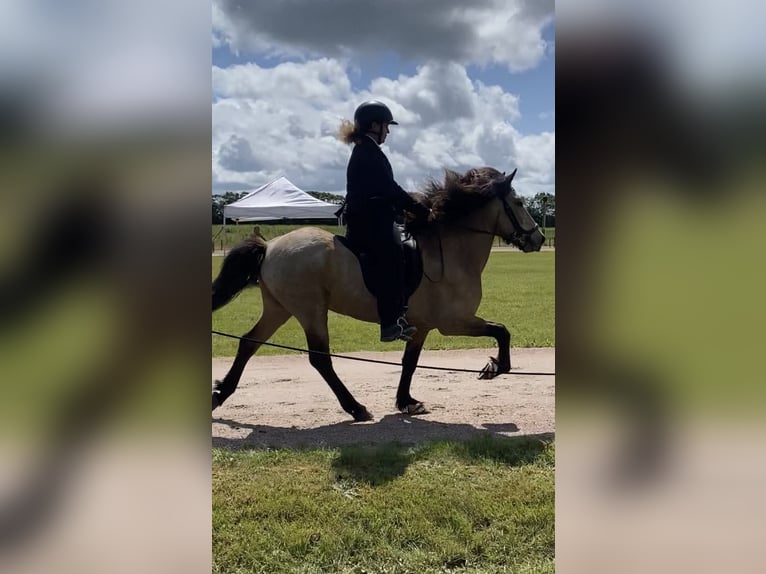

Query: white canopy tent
[223,176,341,222]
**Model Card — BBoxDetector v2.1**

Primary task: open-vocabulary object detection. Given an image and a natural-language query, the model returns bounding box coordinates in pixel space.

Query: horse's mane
[405,167,509,231]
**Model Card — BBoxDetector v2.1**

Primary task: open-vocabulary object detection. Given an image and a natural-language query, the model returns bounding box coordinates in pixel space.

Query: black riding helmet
[353,100,398,131]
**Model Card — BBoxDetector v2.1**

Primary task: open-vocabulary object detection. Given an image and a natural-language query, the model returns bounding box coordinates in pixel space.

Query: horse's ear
[506,168,517,185]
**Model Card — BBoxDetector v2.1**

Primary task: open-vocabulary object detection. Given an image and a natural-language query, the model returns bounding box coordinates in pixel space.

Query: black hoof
[399,402,428,415]
[351,406,373,422]
[478,357,511,379]
[212,390,221,411]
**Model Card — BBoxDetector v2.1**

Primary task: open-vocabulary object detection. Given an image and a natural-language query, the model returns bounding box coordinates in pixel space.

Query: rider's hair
[338,119,363,145]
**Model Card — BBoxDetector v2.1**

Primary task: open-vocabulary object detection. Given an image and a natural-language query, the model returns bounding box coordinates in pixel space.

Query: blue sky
[211,0,555,196]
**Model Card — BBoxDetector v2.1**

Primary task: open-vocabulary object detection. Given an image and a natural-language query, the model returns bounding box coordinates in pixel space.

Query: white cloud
[213,58,352,103]
[514,132,555,195]
[210,0,554,196]
[212,0,553,73]
[212,58,355,191]
[212,59,554,196]
[369,62,478,127]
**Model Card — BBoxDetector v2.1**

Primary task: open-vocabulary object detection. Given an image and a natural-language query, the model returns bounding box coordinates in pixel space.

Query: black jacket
[344,136,426,226]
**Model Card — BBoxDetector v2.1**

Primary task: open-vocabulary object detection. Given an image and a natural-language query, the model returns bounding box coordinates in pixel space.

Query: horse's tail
[212,236,267,311]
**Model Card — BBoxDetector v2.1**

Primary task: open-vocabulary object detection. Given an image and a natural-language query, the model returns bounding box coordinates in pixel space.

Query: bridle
[448,191,539,242]
[499,191,541,244]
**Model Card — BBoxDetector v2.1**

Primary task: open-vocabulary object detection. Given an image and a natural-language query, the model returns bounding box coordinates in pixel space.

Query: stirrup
[380,318,417,342]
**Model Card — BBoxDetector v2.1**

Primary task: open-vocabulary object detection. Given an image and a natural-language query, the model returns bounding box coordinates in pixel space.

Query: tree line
[212,190,555,226]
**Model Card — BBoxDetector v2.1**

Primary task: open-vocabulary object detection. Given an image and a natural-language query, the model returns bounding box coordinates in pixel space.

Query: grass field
[212,250,554,357]
[213,435,554,574]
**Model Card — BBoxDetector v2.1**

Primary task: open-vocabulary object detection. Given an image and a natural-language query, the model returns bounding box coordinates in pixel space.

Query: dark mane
[406,167,509,231]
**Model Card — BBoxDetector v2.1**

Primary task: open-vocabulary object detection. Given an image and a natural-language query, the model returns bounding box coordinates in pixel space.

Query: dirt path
[212,348,555,449]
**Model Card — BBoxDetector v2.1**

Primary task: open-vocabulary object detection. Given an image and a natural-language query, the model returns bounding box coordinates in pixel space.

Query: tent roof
[223,176,339,221]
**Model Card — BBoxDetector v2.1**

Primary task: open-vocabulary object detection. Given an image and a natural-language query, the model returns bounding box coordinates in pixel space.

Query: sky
[212,0,555,197]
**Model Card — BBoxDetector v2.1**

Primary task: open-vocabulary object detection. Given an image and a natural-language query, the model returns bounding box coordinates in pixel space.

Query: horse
[211,167,546,421]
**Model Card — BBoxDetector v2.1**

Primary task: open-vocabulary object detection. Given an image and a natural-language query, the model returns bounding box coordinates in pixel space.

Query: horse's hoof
[400,402,428,415]
[478,357,499,379]
[212,390,221,411]
[479,357,510,379]
[351,406,373,422]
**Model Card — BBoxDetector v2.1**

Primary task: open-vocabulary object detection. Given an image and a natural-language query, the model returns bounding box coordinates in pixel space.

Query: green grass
[213,435,554,574]
[212,250,554,357]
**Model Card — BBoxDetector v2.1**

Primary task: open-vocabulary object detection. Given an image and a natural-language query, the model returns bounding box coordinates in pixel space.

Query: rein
[422,230,445,283]
[424,195,540,275]
[422,205,502,283]
[440,194,539,240]
[422,222,493,284]
[447,205,502,237]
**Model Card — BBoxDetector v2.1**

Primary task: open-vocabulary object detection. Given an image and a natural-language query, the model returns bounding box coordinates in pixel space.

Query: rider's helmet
[353,100,398,131]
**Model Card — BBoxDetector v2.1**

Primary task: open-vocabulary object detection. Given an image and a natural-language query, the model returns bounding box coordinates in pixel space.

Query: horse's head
[414,167,547,253]
[488,169,546,252]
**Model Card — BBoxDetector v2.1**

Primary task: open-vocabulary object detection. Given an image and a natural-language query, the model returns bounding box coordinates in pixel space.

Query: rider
[338,100,431,342]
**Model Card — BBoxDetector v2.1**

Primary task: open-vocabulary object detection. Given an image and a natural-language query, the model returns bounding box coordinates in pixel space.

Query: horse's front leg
[438,317,511,379]
[396,328,431,414]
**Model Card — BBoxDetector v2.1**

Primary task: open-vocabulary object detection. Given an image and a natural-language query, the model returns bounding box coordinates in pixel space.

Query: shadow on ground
[213,414,554,485]
[212,413,542,449]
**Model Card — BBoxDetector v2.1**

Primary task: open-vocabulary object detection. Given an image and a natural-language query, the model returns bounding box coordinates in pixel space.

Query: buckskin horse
[212,167,545,420]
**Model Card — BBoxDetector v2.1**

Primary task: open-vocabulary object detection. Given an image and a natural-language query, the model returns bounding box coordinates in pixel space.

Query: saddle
[335,225,423,303]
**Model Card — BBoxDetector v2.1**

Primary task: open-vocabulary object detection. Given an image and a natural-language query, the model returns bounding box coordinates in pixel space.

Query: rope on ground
[212,329,555,376]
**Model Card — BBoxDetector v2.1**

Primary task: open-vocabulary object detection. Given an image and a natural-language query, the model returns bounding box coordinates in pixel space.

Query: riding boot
[377,279,416,341]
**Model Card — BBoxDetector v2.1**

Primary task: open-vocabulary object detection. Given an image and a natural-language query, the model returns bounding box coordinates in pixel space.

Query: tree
[306,191,345,204]
[212,191,249,224]
[522,192,556,228]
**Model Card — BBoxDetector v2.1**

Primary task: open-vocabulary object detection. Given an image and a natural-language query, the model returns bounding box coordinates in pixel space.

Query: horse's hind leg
[438,317,511,379]
[396,328,431,415]
[212,290,291,410]
[299,311,373,422]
